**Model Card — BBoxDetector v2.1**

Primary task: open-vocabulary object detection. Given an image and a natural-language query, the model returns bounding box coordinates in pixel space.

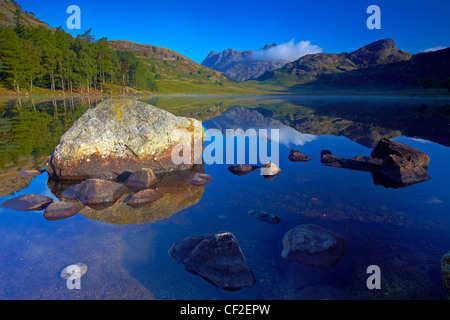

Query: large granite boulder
[46,99,203,180]
[169,232,256,290]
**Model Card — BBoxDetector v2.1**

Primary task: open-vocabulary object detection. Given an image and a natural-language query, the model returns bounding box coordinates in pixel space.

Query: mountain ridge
[0,0,50,29]
[257,38,413,82]
[201,45,286,81]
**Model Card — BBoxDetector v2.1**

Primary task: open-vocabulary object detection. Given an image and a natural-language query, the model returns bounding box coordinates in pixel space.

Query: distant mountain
[256,38,450,91]
[257,39,412,82]
[201,45,286,81]
[0,0,50,29]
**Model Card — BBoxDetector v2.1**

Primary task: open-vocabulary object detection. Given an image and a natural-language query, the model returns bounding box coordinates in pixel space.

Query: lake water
[0,95,449,300]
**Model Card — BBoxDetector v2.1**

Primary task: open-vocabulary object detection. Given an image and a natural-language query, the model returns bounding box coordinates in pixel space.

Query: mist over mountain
[202,40,322,81]
[255,38,450,91]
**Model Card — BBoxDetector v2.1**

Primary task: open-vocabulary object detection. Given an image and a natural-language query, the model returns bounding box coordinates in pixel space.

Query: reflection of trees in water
[0,97,105,168]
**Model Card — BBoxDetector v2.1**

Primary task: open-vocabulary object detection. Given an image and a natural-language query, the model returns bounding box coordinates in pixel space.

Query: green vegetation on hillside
[0,14,160,95]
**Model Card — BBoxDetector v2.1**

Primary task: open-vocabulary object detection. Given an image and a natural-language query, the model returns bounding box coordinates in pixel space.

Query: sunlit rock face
[46,99,203,181]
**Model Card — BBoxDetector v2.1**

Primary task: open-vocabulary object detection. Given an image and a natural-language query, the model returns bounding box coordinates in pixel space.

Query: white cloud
[251,39,322,62]
[423,46,448,52]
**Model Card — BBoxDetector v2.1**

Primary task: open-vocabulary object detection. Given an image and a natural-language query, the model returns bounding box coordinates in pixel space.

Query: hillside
[257,39,412,83]
[109,40,234,93]
[0,0,50,29]
[201,45,286,81]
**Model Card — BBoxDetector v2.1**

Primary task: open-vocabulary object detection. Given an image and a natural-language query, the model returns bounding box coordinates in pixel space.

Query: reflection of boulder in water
[48,165,206,225]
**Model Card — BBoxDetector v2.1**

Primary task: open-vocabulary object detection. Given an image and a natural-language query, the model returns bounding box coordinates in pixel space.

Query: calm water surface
[0,95,449,300]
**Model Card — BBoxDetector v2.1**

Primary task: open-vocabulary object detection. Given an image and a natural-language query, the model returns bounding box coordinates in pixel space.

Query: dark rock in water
[441,251,450,300]
[0,194,54,211]
[169,232,256,290]
[124,189,163,208]
[282,224,345,269]
[60,184,81,200]
[248,209,281,224]
[380,154,431,185]
[168,234,211,263]
[288,150,312,162]
[43,202,85,221]
[321,138,431,186]
[320,150,343,164]
[371,138,430,169]
[73,179,128,206]
[320,150,382,171]
[188,173,212,186]
[228,164,259,176]
[18,169,44,178]
[124,168,158,191]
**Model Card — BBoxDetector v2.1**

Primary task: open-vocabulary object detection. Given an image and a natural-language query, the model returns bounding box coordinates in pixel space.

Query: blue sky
[17,0,450,63]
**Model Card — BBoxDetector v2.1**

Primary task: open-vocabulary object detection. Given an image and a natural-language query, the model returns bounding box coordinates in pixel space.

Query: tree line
[0,12,158,94]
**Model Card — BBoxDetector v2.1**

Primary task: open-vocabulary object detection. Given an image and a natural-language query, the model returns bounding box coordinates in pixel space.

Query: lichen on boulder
[46,99,203,180]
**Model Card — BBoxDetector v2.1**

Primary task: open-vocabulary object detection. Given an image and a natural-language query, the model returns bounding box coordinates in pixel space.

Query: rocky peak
[263,43,278,50]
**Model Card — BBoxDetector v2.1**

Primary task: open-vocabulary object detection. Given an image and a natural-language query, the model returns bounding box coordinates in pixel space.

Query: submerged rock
[169,232,256,290]
[442,251,450,299]
[43,202,85,221]
[60,166,206,225]
[282,224,345,269]
[228,164,259,176]
[124,168,158,191]
[248,209,281,224]
[46,99,203,180]
[124,189,163,208]
[0,194,54,211]
[288,149,312,162]
[188,173,212,186]
[72,179,128,206]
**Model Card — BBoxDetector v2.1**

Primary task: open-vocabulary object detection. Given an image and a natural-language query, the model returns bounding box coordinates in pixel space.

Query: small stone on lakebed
[188,173,212,186]
[248,209,281,224]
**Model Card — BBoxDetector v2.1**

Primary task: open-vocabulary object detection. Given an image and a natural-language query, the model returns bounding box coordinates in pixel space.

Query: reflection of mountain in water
[203,107,317,147]
[253,97,450,148]
[48,165,205,225]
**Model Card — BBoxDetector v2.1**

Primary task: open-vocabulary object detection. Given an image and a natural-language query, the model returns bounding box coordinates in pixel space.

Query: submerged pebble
[248,209,281,224]
[60,263,88,280]
[188,173,212,186]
